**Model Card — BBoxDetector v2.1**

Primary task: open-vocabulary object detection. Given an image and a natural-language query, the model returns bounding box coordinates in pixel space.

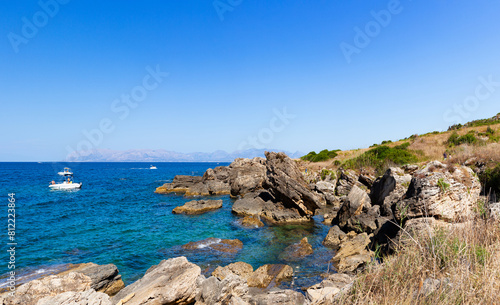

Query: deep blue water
[0,162,334,290]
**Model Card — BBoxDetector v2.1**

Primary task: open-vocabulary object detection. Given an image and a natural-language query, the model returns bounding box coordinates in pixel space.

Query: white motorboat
[49,181,82,190]
[150,165,157,169]
[58,167,73,176]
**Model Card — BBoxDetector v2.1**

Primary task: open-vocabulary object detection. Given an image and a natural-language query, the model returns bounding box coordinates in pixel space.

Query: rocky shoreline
[3,151,497,305]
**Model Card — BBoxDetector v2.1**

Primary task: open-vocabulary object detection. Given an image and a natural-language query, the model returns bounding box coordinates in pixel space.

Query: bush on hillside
[447,131,478,146]
[301,149,340,162]
[343,143,418,174]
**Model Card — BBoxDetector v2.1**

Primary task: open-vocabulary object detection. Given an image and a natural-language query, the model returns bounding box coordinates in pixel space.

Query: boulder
[395,161,481,222]
[306,273,354,304]
[0,272,92,305]
[336,169,360,196]
[36,289,111,305]
[332,233,372,273]
[196,274,249,305]
[279,237,314,260]
[246,288,305,305]
[232,190,311,224]
[111,257,200,305]
[238,215,264,228]
[63,263,124,297]
[229,158,267,197]
[263,152,323,217]
[336,186,380,234]
[315,181,336,195]
[246,264,293,288]
[489,202,500,221]
[322,225,348,249]
[212,262,254,282]
[182,238,243,254]
[172,199,223,215]
[370,167,411,208]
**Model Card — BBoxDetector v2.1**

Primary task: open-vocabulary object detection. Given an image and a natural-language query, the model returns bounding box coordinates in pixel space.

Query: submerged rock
[279,237,314,261]
[172,199,223,215]
[182,238,244,254]
[239,215,265,228]
[111,257,201,305]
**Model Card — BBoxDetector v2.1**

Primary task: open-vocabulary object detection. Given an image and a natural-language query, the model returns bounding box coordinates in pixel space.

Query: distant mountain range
[65,149,304,162]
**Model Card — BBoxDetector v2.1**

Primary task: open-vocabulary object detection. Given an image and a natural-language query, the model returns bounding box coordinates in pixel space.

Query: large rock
[0,272,92,305]
[111,257,200,305]
[306,273,354,304]
[229,157,267,197]
[279,237,314,261]
[332,233,372,273]
[371,167,412,217]
[196,274,249,305]
[172,199,223,215]
[36,289,112,305]
[322,225,348,249]
[182,238,243,254]
[155,167,231,196]
[232,190,311,224]
[246,264,293,288]
[263,152,323,217]
[395,161,481,222]
[212,262,254,282]
[336,169,361,196]
[335,186,380,234]
[0,262,124,305]
[246,288,305,305]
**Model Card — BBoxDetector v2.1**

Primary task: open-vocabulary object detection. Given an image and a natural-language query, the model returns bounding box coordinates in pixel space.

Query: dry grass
[336,217,500,305]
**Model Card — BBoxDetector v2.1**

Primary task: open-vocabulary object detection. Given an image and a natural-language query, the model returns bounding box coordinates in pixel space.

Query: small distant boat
[150,165,157,169]
[58,167,73,176]
[49,180,82,190]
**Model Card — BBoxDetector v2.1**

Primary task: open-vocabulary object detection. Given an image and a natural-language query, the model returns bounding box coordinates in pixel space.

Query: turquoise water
[0,162,334,290]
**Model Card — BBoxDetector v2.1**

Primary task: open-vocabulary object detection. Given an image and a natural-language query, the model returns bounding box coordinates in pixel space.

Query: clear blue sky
[1,0,500,161]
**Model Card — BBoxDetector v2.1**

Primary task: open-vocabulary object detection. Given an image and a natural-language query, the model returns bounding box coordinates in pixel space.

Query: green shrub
[342,144,418,175]
[320,169,336,181]
[447,132,478,146]
[480,164,500,196]
[301,149,340,162]
[437,178,450,193]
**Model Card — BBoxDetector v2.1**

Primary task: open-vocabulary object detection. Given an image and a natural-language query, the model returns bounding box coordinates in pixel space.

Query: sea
[0,162,335,291]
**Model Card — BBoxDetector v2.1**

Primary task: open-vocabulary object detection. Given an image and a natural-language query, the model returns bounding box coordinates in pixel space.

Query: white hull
[58,172,73,176]
[49,183,82,190]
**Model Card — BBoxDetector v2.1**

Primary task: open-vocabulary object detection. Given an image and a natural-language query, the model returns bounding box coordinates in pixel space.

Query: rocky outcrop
[306,273,354,304]
[247,288,305,305]
[155,166,231,196]
[279,237,314,261]
[0,263,124,305]
[370,167,412,217]
[332,233,373,273]
[172,199,223,215]
[228,158,267,197]
[0,272,92,305]
[238,215,264,228]
[232,190,311,224]
[336,169,362,196]
[335,186,380,234]
[246,264,293,288]
[182,238,243,254]
[111,257,201,305]
[36,289,112,305]
[395,161,481,222]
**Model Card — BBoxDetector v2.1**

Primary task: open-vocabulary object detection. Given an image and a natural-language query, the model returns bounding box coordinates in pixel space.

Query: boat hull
[49,183,82,190]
